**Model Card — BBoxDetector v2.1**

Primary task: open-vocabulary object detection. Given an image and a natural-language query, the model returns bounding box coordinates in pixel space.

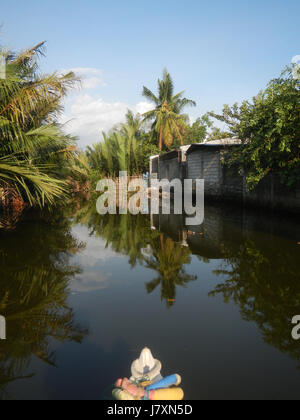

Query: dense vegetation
[210,67,300,188]
[72,202,197,308]
[87,65,300,192]
[85,70,217,180]
[1,39,298,215]
[86,110,160,179]
[0,209,88,397]
[0,42,89,213]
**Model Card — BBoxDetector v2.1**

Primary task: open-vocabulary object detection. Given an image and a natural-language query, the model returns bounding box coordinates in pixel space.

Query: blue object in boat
[145,374,181,391]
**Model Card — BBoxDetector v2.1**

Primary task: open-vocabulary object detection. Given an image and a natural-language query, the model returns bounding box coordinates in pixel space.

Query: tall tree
[86,110,146,178]
[0,42,81,210]
[209,67,300,188]
[142,69,196,150]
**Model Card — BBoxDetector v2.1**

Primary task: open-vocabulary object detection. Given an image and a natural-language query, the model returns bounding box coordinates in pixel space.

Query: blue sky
[1,0,299,146]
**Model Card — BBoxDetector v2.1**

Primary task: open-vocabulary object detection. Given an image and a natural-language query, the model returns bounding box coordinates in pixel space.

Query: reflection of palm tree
[0,212,88,398]
[74,201,153,267]
[144,234,197,308]
[74,201,197,308]
[210,237,300,361]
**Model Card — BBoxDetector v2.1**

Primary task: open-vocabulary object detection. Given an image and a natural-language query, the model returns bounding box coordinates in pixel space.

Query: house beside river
[149,139,300,214]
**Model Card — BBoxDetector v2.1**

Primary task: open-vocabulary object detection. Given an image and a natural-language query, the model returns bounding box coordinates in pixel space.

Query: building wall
[187,148,300,213]
[187,149,223,196]
[221,163,244,201]
[150,156,159,176]
[158,156,187,182]
[151,148,300,213]
[159,157,179,181]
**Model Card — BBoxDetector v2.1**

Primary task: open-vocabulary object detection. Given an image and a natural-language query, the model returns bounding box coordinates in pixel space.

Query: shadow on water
[73,203,197,308]
[0,209,89,399]
[75,200,300,363]
[0,198,300,399]
[155,206,300,365]
[152,205,300,362]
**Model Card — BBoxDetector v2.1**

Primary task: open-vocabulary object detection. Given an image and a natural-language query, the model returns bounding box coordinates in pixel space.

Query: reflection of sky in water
[70,225,120,292]
[1,206,300,400]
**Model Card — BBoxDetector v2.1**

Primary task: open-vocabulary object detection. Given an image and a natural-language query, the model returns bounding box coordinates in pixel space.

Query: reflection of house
[150,205,243,259]
[150,139,300,213]
[151,202,300,259]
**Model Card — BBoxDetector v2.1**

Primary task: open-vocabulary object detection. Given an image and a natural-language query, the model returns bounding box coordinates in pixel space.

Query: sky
[1,0,299,147]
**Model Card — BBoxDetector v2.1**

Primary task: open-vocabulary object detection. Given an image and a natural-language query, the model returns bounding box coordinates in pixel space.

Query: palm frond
[141,69,196,150]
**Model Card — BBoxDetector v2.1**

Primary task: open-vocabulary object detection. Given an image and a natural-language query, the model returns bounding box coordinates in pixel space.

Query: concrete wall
[159,156,181,181]
[150,156,159,176]
[150,153,186,182]
[221,163,244,201]
[188,148,300,213]
[151,147,300,213]
[186,147,300,213]
[187,149,222,196]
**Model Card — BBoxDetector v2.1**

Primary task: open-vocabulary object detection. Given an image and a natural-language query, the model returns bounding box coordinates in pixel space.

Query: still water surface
[0,201,300,400]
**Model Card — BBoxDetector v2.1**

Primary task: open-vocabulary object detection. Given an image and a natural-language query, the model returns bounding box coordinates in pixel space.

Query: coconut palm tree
[0,42,80,210]
[87,112,142,178]
[142,69,196,150]
[120,109,142,139]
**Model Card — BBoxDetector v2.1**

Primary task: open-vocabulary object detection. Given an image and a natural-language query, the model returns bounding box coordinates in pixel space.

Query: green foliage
[72,200,196,308]
[182,114,213,144]
[206,127,233,141]
[86,110,159,178]
[0,211,88,395]
[210,68,300,188]
[0,42,83,210]
[138,132,160,174]
[142,69,196,150]
[210,234,300,362]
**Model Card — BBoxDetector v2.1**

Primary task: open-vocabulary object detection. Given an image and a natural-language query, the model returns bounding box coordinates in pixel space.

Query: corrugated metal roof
[203,138,242,146]
[186,138,243,154]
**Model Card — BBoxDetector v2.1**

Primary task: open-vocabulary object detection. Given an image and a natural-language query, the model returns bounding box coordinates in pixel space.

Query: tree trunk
[159,127,163,151]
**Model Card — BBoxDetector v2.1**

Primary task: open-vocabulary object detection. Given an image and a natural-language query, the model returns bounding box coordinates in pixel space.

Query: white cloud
[61,94,153,148]
[60,67,107,89]
[71,271,110,293]
[72,225,119,266]
[69,225,119,292]
[59,67,153,148]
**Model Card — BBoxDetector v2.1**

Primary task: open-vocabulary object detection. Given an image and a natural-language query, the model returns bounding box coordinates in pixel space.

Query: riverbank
[150,142,300,214]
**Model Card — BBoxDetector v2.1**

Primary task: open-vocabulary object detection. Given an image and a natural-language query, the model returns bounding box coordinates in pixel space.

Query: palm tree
[87,111,143,178]
[0,42,79,210]
[142,69,196,150]
[120,110,142,139]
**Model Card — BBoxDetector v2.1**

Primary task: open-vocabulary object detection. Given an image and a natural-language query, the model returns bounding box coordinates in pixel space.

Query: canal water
[0,200,300,400]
